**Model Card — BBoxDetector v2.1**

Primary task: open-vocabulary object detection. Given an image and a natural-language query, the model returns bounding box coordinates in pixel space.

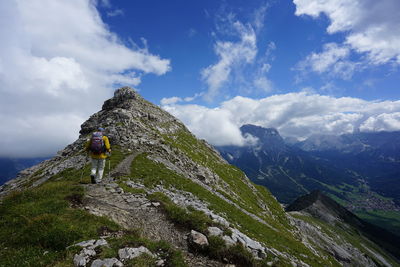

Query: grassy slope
[0,167,120,266]
[126,129,341,266]
[0,149,186,267]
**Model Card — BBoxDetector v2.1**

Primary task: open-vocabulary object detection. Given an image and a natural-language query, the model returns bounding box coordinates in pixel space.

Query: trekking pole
[79,152,86,183]
[108,159,111,181]
[80,166,84,183]
[106,151,111,182]
[80,154,88,183]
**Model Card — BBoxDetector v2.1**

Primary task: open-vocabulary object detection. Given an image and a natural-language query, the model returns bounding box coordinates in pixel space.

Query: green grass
[130,153,337,266]
[206,236,262,266]
[148,192,214,233]
[0,169,120,266]
[0,147,188,267]
[161,130,290,230]
[0,147,131,267]
[108,146,131,171]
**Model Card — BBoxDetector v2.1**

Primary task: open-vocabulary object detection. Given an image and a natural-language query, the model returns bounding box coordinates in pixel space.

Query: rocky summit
[0,87,399,267]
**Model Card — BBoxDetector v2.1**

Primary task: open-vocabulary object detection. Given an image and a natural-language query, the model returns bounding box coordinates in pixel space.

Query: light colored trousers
[91,158,106,182]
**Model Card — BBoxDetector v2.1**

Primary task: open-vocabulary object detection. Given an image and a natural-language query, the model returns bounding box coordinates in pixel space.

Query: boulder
[73,248,97,267]
[73,254,88,267]
[118,246,154,261]
[188,230,209,250]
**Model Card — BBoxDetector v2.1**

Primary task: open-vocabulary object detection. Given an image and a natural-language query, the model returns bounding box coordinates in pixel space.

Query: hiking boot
[90,175,96,184]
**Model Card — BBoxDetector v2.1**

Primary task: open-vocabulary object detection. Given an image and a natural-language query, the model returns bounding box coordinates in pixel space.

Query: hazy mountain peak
[240,124,280,139]
[240,124,284,149]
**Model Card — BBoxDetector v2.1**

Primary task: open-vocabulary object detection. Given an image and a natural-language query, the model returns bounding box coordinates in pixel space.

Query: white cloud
[360,112,400,132]
[163,105,246,146]
[0,0,170,157]
[306,43,349,72]
[160,97,183,106]
[296,43,357,79]
[243,133,260,146]
[160,93,203,106]
[293,0,400,65]
[252,3,269,32]
[162,93,400,146]
[107,9,124,17]
[253,77,273,92]
[0,113,83,158]
[201,21,257,101]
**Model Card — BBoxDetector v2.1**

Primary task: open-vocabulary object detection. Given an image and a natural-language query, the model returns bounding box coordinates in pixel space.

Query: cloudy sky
[1,0,400,157]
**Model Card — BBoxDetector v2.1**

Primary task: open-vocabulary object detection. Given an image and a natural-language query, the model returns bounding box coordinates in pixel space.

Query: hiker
[85,127,111,184]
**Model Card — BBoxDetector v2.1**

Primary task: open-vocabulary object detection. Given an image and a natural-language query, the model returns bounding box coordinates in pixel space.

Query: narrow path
[102,151,141,183]
[83,152,223,267]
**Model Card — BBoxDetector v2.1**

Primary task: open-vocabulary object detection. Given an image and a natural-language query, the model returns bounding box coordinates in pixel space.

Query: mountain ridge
[1,87,398,266]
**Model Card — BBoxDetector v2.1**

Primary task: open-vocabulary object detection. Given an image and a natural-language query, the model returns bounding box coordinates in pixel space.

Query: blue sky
[98,0,399,103]
[1,0,400,157]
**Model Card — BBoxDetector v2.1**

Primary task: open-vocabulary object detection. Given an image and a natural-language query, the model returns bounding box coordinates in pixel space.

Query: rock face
[1,87,398,267]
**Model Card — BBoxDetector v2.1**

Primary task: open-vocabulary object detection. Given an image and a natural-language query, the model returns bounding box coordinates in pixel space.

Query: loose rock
[74,254,88,267]
[188,230,209,250]
[118,246,154,261]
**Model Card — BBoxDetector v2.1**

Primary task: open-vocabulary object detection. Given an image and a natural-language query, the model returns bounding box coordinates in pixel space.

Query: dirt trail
[83,153,223,267]
[102,151,141,183]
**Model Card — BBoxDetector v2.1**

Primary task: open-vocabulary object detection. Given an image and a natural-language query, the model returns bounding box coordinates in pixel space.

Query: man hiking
[85,127,111,184]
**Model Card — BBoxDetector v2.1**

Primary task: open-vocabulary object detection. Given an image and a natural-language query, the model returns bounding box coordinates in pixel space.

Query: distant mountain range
[296,131,400,206]
[0,157,48,185]
[216,125,400,234]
